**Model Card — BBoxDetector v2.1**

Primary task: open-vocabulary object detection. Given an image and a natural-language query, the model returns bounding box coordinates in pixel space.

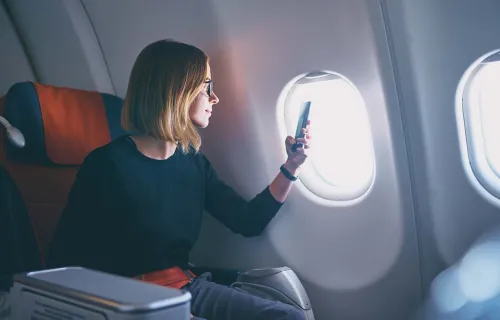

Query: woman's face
[189,63,219,128]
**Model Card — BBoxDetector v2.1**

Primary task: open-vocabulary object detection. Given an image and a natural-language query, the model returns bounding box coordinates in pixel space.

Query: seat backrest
[0,82,126,273]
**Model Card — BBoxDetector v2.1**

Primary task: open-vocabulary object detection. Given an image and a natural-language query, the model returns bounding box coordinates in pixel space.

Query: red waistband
[134,266,196,289]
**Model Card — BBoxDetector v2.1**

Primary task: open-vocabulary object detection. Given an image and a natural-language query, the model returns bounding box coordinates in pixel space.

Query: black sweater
[46,136,283,277]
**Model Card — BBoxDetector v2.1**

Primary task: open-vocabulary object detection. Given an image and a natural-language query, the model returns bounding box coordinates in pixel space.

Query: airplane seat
[0,81,314,319]
[0,81,128,285]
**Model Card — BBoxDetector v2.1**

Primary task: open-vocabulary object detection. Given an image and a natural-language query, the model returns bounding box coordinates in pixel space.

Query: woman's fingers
[295,137,311,149]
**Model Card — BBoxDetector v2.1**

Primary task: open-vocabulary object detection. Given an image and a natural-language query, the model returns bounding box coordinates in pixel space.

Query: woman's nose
[210,92,219,104]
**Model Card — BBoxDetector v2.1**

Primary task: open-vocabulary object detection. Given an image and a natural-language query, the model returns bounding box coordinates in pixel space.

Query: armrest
[9,267,191,319]
[232,266,315,319]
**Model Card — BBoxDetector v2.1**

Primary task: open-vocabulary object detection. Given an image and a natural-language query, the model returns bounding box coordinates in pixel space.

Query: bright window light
[459,50,500,200]
[282,71,375,201]
[476,62,500,177]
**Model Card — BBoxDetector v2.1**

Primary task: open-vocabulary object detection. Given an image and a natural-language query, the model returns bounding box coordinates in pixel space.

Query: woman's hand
[269,121,312,202]
[284,120,312,174]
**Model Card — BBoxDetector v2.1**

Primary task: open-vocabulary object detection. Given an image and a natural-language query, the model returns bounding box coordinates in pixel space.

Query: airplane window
[459,50,500,200]
[281,71,375,201]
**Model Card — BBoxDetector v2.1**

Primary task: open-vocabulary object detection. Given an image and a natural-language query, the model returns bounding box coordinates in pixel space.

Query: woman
[46,39,311,320]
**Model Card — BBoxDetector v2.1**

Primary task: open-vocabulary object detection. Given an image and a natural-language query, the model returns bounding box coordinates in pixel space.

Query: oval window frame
[276,70,376,202]
[456,49,500,204]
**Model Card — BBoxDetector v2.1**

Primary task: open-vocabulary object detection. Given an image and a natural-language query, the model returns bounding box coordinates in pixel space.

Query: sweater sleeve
[202,155,284,237]
[45,149,112,269]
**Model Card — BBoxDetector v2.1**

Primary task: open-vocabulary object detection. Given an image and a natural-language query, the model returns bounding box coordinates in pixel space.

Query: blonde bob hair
[121,39,209,153]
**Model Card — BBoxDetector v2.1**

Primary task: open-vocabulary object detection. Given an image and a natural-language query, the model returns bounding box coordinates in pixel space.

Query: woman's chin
[193,119,209,129]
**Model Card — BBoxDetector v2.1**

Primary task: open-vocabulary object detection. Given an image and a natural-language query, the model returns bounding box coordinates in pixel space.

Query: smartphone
[292,101,311,152]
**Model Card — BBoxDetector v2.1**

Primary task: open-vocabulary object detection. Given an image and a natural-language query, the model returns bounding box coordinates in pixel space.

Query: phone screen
[293,101,311,151]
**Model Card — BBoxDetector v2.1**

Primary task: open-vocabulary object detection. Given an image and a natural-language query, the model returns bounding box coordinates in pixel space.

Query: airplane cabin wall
[0,2,35,95]
[382,0,500,294]
[2,0,115,94]
[187,1,423,318]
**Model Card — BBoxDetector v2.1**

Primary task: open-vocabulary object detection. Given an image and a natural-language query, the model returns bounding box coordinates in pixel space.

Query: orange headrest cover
[2,82,128,165]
